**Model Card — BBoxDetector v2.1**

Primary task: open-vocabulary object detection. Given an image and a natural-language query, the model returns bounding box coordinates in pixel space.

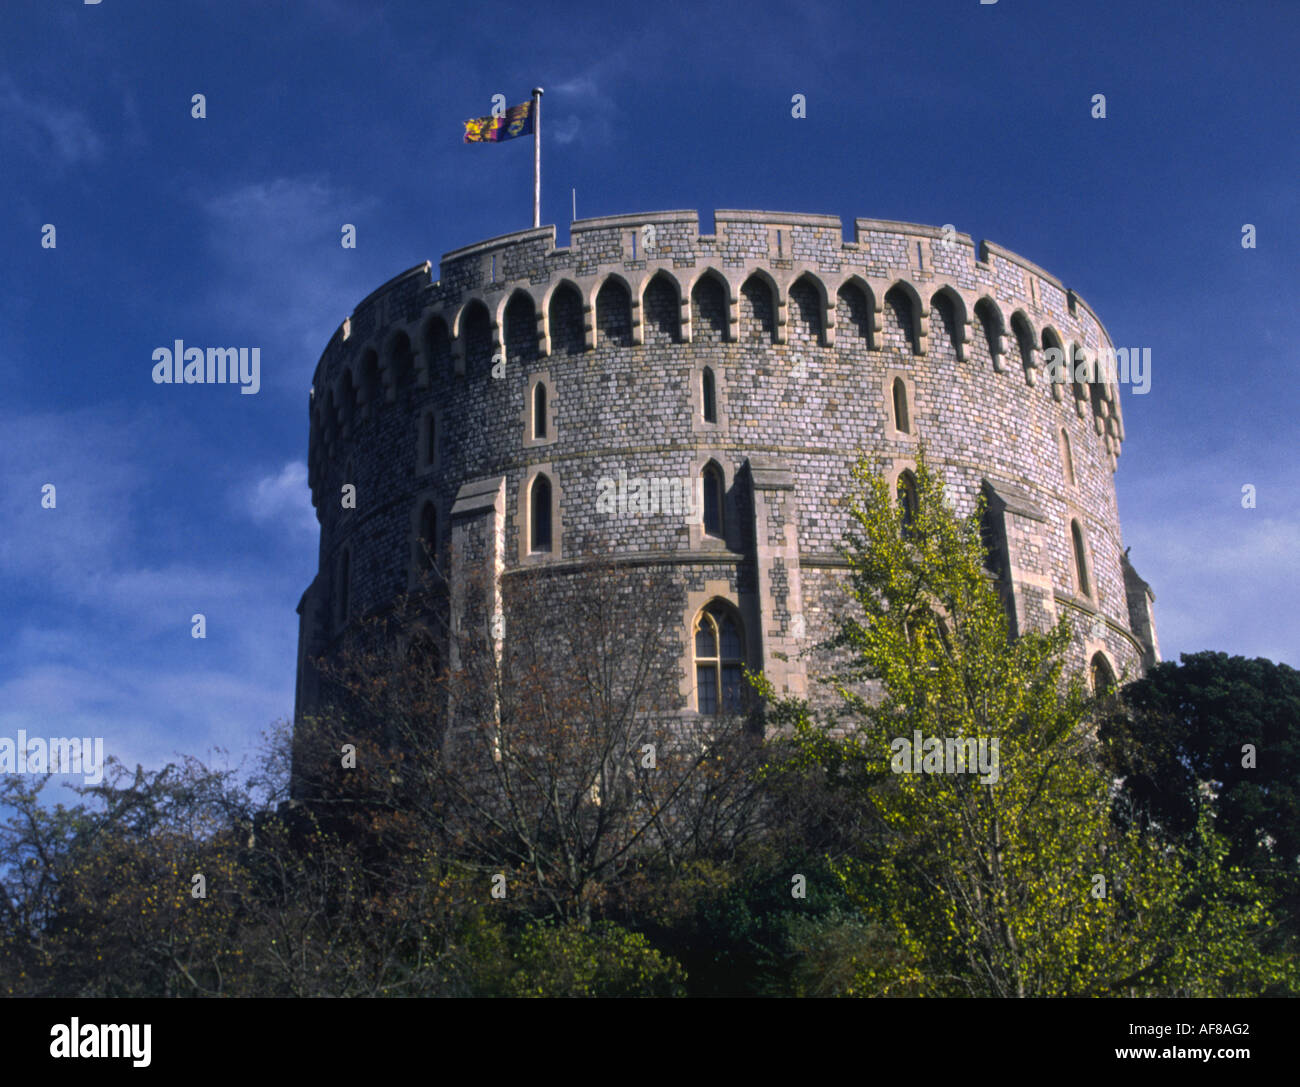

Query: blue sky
[1,0,1296,784]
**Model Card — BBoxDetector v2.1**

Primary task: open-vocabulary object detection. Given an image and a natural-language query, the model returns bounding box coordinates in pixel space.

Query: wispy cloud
[553,76,600,98]
[0,661,292,777]
[197,175,381,368]
[0,408,139,585]
[0,408,305,772]
[244,460,318,537]
[548,63,624,146]
[552,115,582,145]
[1120,458,1300,667]
[0,75,104,164]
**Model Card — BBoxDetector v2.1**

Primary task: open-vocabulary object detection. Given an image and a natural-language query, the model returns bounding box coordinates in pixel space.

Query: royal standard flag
[463,100,534,143]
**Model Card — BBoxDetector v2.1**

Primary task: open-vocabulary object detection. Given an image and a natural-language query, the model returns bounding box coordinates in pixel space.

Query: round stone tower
[293,210,1159,729]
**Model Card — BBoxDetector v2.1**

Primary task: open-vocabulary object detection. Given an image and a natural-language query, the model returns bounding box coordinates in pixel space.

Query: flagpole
[532,87,544,228]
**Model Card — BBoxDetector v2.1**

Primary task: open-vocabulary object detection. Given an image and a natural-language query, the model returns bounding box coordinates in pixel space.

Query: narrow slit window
[898,471,919,538]
[1061,429,1075,486]
[418,502,437,570]
[531,475,552,553]
[702,464,724,538]
[1071,520,1090,597]
[533,383,547,438]
[893,378,911,434]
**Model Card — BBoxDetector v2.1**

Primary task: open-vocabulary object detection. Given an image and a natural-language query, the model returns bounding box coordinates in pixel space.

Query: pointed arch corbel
[499,287,542,369]
[415,310,451,388]
[380,325,417,402]
[638,268,684,345]
[836,273,878,349]
[686,267,733,345]
[974,295,1008,372]
[538,278,583,358]
[1010,309,1039,386]
[886,278,927,356]
[931,283,969,361]
[450,297,496,377]
[1041,326,1066,402]
[787,267,832,347]
[741,267,783,345]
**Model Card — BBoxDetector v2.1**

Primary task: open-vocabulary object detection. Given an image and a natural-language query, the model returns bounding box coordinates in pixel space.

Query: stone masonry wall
[295,209,1155,726]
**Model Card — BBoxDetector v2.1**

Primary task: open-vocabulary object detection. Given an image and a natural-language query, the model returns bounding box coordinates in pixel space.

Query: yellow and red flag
[463,100,535,143]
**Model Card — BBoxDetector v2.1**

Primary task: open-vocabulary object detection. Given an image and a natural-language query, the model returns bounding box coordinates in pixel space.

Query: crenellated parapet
[294,209,1156,739]
[308,210,1126,500]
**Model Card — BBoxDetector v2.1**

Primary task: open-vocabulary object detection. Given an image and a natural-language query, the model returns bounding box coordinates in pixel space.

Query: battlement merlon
[312,210,1119,385]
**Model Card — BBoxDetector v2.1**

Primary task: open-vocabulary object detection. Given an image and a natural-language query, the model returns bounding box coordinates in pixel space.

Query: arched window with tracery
[694,600,745,715]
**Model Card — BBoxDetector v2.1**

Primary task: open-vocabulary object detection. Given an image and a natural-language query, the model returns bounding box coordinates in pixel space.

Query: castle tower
[294,210,1158,747]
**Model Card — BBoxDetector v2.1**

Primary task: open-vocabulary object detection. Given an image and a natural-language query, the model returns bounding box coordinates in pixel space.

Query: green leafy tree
[504,919,686,997]
[1101,651,1300,975]
[758,450,1292,996]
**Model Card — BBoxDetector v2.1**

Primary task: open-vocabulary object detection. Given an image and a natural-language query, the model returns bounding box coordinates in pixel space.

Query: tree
[757,450,1293,996]
[296,558,767,928]
[1101,651,1300,969]
[0,754,259,996]
[0,741,508,997]
[504,919,686,997]
[5,557,757,997]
